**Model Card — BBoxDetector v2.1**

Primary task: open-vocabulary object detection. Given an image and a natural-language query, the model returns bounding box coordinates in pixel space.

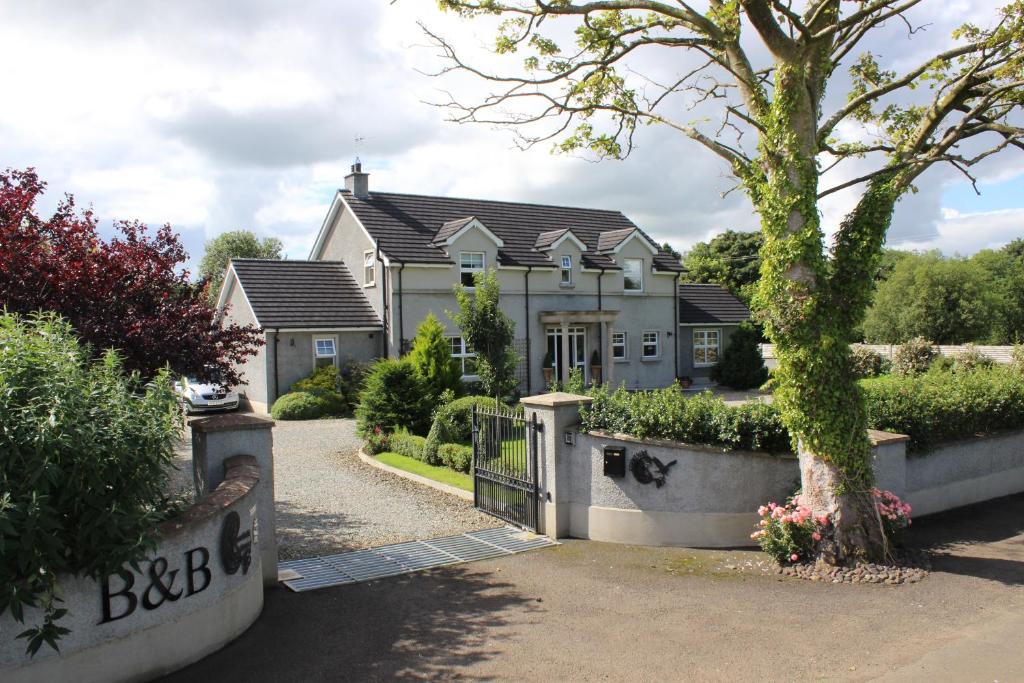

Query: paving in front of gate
[278,526,557,591]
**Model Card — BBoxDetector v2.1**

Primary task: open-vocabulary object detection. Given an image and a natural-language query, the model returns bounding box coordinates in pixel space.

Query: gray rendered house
[217,164,751,412]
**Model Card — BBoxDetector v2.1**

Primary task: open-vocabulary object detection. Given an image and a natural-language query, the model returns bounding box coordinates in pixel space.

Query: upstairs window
[460,251,485,287]
[693,328,720,367]
[314,337,337,368]
[448,336,478,377]
[363,251,375,287]
[560,255,572,285]
[623,258,643,292]
[611,331,627,360]
[642,331,660,359]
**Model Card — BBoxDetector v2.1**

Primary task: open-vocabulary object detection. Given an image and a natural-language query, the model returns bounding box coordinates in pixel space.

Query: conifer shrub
[710,323,768,389]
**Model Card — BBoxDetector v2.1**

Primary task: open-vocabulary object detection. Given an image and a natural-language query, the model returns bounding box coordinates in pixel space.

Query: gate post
[520,392,593,539]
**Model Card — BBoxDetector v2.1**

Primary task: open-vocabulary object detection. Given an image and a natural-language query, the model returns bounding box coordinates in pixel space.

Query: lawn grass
[375,452,473,492]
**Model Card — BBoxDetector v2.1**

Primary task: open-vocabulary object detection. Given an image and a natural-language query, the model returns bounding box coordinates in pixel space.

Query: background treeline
[680,231,1024,345]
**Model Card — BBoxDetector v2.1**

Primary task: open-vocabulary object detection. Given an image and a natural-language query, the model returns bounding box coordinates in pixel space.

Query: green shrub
[271,390,347,420]
[406,312,463,403]
[892,336,936,375]
[862,365,1024,452]
[951,344,994,373]
[1012,344,1024,374]
[390,428,428,461]
[423,395,506,463]
[292,364,340,394]
[580,384,792,454]
[355,358,433,436]
[710,323,768,389]
[0,313,180,652]
[849,346,891,378]
[438,443,474,472]
[364,427,390,454]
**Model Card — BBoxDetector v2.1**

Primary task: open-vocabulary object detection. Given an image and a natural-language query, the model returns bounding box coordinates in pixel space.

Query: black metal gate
[471,405,539,532]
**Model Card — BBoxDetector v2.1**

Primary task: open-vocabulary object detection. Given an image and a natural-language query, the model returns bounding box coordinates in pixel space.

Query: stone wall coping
[190,414,275,434]
[521,392,594,408]
[158,454,260,538]
[584,428,797,461]
[868,429,911,446]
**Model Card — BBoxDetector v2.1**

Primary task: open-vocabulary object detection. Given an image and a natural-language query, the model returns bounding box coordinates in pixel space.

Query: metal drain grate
[279,526,557,592]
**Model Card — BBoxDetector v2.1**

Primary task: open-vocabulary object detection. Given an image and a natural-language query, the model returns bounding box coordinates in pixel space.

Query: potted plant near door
[589,349,601,385]
[542,351,555,386]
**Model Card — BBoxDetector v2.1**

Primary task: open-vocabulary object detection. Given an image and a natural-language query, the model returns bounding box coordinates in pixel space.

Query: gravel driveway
[172,418,497,560]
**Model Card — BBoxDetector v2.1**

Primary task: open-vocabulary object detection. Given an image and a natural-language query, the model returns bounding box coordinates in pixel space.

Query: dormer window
[560,255,572,285]
[623,258,644,292]
[460,251,485,287]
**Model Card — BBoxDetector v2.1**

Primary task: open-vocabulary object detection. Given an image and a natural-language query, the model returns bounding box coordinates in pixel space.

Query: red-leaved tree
[0,167,262,385]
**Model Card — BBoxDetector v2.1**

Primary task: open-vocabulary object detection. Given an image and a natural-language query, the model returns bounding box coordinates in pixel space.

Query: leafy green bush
[862,365,1024,452]
[849,346,891,378]
[892,336,936,375]
[951,344,994,373]
[292,364,340,394]
[271,390,347,420]
[1012,344,1024,374]
[580,384,792,453]
[438,443,474,473]
[355,358,432,436]
[390,428,428,461]
[290,361,368,412]
[710,323,768,389]
[423,395,506,463]
[364,427,390,455]
[0,313,180,652]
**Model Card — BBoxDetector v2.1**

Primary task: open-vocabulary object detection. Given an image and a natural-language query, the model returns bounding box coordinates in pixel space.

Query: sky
[2,1,1021,275]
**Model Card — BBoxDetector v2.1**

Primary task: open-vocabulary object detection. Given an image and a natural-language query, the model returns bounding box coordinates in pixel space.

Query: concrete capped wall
[525,392,1024,547]
[0,456,265,683]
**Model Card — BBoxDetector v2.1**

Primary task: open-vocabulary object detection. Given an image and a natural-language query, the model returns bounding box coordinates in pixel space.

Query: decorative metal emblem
[220,511,253,575]
[629,450,677,488]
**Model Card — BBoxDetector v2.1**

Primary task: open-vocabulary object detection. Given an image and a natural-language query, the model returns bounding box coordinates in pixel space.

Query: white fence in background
[759,343,1016,364]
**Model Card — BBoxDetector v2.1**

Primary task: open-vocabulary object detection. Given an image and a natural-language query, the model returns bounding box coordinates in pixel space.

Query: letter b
[100,570,138,624]
[186,547,212,595]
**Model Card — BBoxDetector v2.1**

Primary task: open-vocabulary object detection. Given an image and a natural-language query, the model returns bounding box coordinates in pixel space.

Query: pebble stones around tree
[774,550,931,585]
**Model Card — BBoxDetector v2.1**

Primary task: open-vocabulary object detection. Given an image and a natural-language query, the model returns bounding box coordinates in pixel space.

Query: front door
[546,326,586,382]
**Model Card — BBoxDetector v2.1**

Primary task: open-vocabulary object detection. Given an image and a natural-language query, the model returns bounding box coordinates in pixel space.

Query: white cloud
[888,208,1024,255]
[1,0,1020,273]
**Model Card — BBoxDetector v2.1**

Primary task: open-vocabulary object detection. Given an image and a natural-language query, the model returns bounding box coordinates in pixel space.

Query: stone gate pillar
[192,414,278,586]
[520,392,593,538]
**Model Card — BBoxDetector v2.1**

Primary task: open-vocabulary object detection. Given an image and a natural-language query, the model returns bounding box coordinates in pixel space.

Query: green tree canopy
[682,230,763,304]
[450,269,519,399]
[863,246,1024,344]
[199,230,283,302]
[407,312,464,402]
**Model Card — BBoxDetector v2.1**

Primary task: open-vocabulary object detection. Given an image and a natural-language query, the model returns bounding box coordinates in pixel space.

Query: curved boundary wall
[0,414,276,683]
[522,392,1024,547]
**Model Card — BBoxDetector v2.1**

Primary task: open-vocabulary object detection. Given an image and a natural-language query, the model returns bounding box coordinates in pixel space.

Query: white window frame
[641,330,660,360]
[560,255,573,285]
[623,258,644,293]
[459,251,485,288]
[693,328,721,367]
[611,331,627,360]
[363,251,375,287]
[447,335,478,379]
[313,336,338,368]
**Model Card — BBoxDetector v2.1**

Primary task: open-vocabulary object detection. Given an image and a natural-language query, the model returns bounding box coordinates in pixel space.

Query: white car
[174,378,240,414]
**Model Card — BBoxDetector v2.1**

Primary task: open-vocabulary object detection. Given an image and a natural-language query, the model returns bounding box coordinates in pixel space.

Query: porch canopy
[538,310,620,384]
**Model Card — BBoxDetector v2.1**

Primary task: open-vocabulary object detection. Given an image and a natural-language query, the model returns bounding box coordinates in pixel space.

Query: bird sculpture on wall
[629,450,677,488]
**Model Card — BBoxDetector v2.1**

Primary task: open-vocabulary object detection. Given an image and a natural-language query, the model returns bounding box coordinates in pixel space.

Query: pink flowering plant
[873,488,912,540]
[751,494,828,564]
[752,489,912,564]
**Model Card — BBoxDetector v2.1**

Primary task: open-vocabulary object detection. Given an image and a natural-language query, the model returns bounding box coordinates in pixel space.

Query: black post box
[603,446,626,478]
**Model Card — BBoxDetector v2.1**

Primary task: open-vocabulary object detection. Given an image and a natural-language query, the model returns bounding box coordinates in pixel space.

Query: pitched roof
[596,227,641,253]
[338,190,683,272]
[230,259,381,329]
[534,228,569,250]
[678,283,751,324]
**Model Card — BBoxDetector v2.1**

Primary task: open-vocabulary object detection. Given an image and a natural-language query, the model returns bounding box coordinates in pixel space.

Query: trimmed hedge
[438,443,473,473]
[581,384,792,454]
[271,390,347,420]
[389,429,427,461]
[862,365,1024,452]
